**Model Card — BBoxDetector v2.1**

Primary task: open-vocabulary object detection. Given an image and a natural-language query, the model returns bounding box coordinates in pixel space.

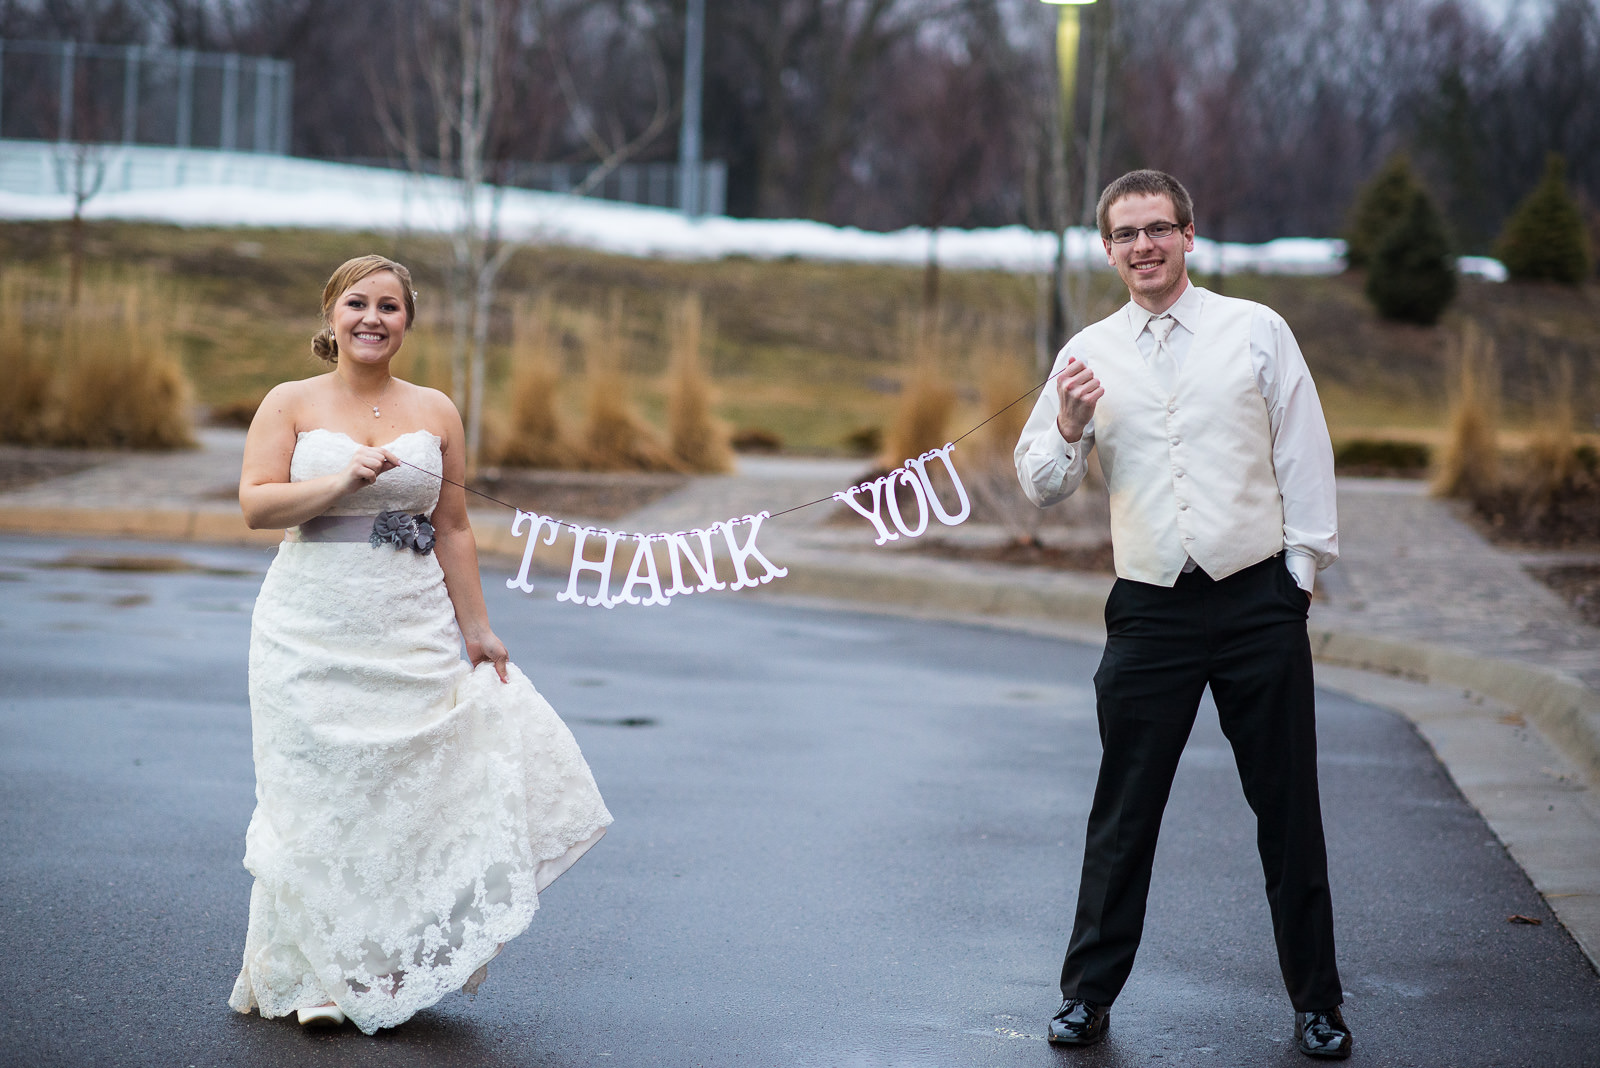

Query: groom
[1013,170,1351,1059]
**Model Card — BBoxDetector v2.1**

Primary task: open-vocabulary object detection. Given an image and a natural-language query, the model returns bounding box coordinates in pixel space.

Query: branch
[570,31,676,197]
[538,2,676,198]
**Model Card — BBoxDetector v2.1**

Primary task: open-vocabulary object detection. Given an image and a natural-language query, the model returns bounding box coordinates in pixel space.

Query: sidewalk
[2,433,1598,968]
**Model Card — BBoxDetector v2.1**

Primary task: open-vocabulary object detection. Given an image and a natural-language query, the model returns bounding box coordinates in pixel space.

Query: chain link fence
[0,38,291,153]
[0,38,723,215]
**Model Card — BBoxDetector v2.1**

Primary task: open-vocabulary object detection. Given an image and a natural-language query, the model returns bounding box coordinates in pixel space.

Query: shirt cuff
[1285,551,1316,595]
[1043,433,1076,498]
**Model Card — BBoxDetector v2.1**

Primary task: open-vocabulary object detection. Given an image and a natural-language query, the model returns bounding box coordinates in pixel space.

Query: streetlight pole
[1040,0,1097,359]
[679,0,706,217]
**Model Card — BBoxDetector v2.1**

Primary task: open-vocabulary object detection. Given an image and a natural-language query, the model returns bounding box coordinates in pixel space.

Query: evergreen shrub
[1496,154,1594,284]
[1345,154,1421,270]
[1333,439,1431,477]
[1365,188,1458,325]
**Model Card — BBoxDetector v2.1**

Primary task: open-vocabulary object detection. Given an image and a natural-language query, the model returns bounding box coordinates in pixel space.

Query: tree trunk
[922,227,940,316]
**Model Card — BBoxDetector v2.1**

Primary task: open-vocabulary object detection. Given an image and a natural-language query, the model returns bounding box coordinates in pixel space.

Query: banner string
[394,371,1056,531]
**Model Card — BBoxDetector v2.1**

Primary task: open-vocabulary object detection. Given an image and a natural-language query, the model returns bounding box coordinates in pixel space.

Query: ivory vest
[1079,293,1284,586]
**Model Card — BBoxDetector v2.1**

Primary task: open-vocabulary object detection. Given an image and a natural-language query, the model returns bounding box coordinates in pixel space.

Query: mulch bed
[1472,482,1600,548]
[0,449,110,493]
[1464,471,1600,626]
[1526,564,1600,627]
[1464,449,1600,550]
[469,468,689,521]
[904,537,1116,573]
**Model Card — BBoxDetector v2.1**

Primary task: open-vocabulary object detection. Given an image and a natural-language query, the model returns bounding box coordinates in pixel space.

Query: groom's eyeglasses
[1107,221,1183,244]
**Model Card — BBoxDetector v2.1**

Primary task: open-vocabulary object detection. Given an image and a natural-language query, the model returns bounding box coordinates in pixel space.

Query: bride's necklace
[338,373,392,419]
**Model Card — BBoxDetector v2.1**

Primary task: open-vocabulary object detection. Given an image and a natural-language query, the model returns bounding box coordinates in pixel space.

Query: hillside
[1,220,1595,454]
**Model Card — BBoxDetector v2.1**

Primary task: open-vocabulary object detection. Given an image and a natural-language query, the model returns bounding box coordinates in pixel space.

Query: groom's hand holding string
[1054,357,1103,444]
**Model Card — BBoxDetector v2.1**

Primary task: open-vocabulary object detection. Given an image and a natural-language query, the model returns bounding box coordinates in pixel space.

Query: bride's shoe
[461,942,505,996]
[296,1004,346,1026]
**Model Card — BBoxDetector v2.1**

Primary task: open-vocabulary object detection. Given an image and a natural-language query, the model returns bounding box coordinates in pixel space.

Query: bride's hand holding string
[338,445,401,495]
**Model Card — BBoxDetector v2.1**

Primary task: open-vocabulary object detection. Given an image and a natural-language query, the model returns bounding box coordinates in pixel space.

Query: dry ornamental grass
[1433,319,1500,500]
[0,274,195,450]
[1435,319,1600,547]
[665,292,733,474]
[881,309,957,468]
[492,295,575,469]
[575,295,680,473]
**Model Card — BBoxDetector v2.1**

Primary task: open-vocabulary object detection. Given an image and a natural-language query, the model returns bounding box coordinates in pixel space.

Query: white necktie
[1147,314,1178,394]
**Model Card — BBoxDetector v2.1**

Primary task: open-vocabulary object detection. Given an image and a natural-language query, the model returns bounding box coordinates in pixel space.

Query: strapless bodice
[290,428,443,516]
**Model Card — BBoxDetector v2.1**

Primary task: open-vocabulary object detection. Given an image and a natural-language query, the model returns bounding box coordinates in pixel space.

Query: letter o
[885,468,930,538]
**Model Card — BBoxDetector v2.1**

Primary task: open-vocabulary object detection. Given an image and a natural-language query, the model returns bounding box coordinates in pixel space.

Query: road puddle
[36,553,255,578]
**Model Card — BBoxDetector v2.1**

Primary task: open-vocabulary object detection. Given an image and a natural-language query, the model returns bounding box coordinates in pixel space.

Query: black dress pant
[1059,553,1342,1011]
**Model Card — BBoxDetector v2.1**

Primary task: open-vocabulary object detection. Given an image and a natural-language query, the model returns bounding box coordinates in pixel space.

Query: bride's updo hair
[312,254,418,363]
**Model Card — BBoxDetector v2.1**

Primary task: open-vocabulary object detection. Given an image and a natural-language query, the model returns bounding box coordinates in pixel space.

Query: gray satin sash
[295,514,377,543]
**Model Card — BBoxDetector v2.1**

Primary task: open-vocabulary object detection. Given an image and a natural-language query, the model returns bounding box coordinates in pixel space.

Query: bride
[231,254,612,1034]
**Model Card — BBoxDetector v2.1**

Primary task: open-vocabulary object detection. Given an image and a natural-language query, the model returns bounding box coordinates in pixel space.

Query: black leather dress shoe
[1295,1007,1352,1059]
[1047,998,1109,1046]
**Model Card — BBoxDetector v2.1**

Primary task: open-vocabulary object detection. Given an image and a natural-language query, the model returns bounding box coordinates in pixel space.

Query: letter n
[664,529,727,597]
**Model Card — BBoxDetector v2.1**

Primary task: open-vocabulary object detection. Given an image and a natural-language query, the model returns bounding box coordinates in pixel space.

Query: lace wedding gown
[229,428,612,1034]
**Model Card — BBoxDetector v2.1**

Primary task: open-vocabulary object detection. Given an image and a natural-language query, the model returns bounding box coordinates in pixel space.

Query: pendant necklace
[340,373,391,419]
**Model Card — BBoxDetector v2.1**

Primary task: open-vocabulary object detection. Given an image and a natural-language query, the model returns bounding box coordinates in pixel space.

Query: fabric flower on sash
[370,510,437,555]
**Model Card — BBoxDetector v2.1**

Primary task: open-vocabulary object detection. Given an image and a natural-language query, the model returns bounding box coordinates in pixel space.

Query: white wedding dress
[229,428,612,1035]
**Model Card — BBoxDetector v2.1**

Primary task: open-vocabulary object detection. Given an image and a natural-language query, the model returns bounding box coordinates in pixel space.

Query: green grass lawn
[2,220,1596,455]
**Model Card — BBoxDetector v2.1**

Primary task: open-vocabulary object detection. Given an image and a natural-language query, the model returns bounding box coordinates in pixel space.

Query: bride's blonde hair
[312,255,418,363]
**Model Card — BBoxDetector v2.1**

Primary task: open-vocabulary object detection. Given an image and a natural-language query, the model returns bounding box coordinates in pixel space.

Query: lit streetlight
[1039,0,1098,358]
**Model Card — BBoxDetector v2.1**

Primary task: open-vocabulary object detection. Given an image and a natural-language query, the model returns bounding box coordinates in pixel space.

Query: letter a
[618,537,671,606]
[505,511,560,593]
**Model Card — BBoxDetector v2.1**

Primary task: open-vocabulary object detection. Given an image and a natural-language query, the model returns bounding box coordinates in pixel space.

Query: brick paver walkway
[1314,479,1600,690]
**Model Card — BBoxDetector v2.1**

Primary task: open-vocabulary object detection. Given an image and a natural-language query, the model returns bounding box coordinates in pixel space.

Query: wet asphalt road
[1,533,1598,1068]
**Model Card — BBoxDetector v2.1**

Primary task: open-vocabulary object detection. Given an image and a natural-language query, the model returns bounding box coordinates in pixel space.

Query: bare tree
[365,0,673,472]
[8,0,1600,263]
[366,0,517,473]
[878,32,1013,313]
[539,0,676,197]
[795,0,920,219]
[55,142,108,306]
[716,0,823,217]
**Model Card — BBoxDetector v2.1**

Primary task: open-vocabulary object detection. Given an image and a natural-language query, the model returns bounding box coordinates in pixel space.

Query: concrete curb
[1309,630,1600,790]
[0,506,540,553]
[772,549,1115,627]
[0,506,284,546]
